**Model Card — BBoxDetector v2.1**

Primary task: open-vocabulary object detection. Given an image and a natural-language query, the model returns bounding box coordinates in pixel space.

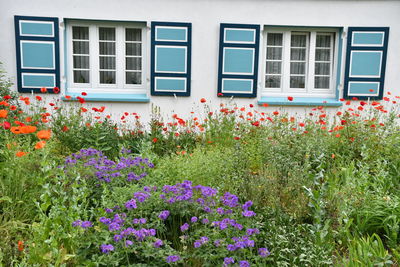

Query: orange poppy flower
[40,87,47,93]
[20,125,37,134]
[0,109,8,118]
[34,140,46,149]
[10,126,22,134]
[18,241,24,251]
[16,151,27,157]
[37,129,51,140]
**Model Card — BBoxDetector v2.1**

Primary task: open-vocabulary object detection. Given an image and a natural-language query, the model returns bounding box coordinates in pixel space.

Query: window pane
[266,61,281,74]
[73,56,89,69]
[290,76,305,88]
[265,75,281,88]
[126,28,142,41]
[315,76,330,89]
[72,26,89,40]
[290,62,306,75]
[315,49,330,61]
[126,57,142,71]
[266,47,282,60]
[316,35,331,47]
[315,63,330,75]
[291,34,307,47]
[74,70,89,83]
[99,42,116,55]
[73,41,89,54]
[99,57,116,70]
[290,48,306,61]
[100,71,116,84]
[267,33,283,46]
[126,43,142,56]
[126,72,142,84]
[99,27,115,40]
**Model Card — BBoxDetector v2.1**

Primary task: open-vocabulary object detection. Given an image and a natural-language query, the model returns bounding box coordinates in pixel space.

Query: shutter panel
[14,16,60,93]
[343,27,389,100]
[218,23,260,97]
[151,22,191,96]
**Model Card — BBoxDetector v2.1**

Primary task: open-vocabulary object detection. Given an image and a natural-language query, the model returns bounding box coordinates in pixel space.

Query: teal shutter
[151,22,191,96]
[14,16,60,93]
[343,27,389,100]
[218,23,260,97]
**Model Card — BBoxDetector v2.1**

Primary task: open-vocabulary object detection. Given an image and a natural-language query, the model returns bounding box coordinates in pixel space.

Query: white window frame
[66,20,147,94]
[261,27,339,98]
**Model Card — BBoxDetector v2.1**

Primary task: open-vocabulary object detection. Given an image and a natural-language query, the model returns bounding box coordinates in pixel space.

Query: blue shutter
[218,23,260,98]
[151,22,191,96]
[343,27,389,100]
[14,16,60,93]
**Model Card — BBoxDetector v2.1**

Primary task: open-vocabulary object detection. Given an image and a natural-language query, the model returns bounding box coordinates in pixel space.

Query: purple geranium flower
[153,239,163,248]
[239,260,250,267]
[125,198,137,210]
[100,244,114,254]
[166,255,180,263]
[259,247,270,257]
[224,257,235,266]
[158,210,170,220]
[180,223,189,232]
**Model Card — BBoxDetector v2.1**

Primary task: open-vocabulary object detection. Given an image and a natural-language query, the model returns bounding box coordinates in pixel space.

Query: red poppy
[217,93,223,96]
[152,137,158,143]
[352,97,358,101]
[35,96,42,101]
[40,87,47,93]
[62,126,69,132]
[53,87,60,94]
[288,96,294,101]
[252,121,260,127]
[65,95,71,100]
[299,122,305,127]
[200,98,206,103]
[2,121,11,129]
[249,104,254,108]
[262,103,269,107]
[81,92,87,96]
[234,136,240,140]
[3,95,11,100]
[81,107,88,112]
[273,111,279,116]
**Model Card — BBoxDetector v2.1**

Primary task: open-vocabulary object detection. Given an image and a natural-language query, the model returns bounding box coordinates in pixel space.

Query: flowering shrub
[73,180,270,266]
[62,148,154,185]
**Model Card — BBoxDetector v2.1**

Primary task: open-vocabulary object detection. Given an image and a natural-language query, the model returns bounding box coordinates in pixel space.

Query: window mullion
[308,32,316,93]
[282,32,291,93]
[116,26,124,88]
[91,25,99,89]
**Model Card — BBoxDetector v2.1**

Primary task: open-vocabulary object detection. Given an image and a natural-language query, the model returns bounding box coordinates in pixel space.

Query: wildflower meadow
[0,66,400,266]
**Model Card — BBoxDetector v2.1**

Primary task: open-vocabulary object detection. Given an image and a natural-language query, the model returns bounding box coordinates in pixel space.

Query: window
[67,21,147,94]
[262,28,338,98]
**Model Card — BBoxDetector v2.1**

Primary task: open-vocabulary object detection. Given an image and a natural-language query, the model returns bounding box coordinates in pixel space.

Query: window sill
[62,92,150,103]
[258,97,342,107]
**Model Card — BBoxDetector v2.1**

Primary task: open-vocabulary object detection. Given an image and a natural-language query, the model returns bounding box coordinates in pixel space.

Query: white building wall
[1,0,400,122]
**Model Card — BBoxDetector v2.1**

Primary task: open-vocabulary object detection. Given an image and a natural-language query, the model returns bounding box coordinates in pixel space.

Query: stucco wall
[1,0,400,122]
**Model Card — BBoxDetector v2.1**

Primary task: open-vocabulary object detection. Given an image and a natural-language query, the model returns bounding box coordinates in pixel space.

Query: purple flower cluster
[86,181,267,265]
[72,220,93,229]
[211,218,243,230]
[63,148,154,183]
[221,192,239,208]
[193,236,209,248]
[227,236,255,251]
